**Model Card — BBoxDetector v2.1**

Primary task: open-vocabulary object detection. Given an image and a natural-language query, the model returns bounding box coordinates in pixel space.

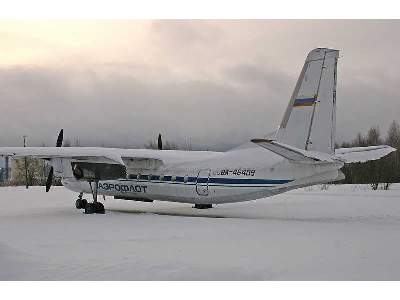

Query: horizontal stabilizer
[334,145,396,163]
[251,139,334,162]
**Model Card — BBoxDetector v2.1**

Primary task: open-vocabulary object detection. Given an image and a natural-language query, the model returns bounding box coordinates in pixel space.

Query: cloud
[224,63,292,93]
[0,64,287,150]
[0,20,400,150]
[151,20,222,45]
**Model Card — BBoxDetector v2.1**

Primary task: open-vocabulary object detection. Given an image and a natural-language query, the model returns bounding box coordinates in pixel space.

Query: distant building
[0,157,11,183]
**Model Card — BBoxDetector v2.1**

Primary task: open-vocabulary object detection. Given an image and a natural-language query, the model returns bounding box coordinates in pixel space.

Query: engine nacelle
[71,162,126,181]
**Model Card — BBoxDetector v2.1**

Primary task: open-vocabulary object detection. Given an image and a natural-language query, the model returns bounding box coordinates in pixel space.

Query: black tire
[75,199,88,209]
[84,202,96,214]
[81,199,88,208]
[94,202,105,214]
[75,199,83,209]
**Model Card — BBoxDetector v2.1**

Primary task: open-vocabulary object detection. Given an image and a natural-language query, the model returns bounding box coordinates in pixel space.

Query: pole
[5,156,9,181]
[43,160,46,186]
[23,135,28,189]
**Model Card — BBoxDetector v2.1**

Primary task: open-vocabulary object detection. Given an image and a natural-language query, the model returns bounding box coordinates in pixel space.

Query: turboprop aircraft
[0,48,396,214]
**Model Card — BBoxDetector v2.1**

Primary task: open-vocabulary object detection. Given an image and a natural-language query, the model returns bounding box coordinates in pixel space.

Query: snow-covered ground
[1,184,400,280]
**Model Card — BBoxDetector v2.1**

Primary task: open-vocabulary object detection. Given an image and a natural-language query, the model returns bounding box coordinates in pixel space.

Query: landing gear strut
[84,180,105,214]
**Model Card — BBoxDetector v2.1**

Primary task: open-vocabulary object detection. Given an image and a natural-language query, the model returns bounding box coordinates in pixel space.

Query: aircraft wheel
[94,202,105,214]
[81,199,88,208]
[75,198,87,209]
[84,202,96,214]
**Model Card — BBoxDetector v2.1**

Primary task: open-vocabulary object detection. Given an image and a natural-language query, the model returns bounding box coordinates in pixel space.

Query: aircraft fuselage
[62,145,344,204]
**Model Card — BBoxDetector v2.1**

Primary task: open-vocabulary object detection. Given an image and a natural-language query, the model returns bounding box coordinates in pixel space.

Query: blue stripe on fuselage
[208,178,292,185]
[123,177,293,186]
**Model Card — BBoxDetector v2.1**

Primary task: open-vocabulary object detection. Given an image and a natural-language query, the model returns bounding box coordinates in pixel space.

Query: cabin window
[184,175,188,183]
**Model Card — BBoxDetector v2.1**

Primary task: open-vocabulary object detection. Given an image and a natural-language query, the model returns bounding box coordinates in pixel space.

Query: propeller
[45,166,54,192]
[46,129,63,192]
[158,133,162,150]
[56,129,63,147]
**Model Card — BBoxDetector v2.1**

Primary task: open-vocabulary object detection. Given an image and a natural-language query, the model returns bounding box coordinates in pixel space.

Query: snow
[1,184,400,280]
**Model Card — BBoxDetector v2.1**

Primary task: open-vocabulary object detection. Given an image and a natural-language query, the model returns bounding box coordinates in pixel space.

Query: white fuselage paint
[60,143,344,204]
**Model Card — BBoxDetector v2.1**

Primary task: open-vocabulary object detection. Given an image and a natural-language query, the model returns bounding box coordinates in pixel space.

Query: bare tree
[382,120,400,189]
[144,134,187,150]
[11,157,45,186]
[63,139,71,147]
[353,132,367,147]
[364,126,384,189]
[145,139,180,150]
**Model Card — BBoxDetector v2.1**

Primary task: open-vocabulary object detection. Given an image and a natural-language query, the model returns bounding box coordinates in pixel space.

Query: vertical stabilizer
[275,48,339,154]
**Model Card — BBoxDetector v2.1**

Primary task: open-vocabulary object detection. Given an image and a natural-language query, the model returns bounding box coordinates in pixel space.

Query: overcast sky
[1,20,399,150]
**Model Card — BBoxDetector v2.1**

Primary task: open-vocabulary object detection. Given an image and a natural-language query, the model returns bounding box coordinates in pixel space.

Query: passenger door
[196,169,210,196]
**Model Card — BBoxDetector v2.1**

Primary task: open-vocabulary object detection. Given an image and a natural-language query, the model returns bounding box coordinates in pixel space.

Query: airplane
[0,48,396,214]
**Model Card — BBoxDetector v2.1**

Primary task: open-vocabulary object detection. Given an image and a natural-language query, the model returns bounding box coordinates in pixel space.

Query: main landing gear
[75,180,105,214]
[75,193,87,209]
[84,202,105,214]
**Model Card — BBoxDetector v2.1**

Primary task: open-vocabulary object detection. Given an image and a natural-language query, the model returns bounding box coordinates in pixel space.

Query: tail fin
[275,48,339,154]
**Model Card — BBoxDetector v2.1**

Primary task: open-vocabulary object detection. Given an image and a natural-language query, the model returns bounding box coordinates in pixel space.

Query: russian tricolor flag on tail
[293,96,316,107]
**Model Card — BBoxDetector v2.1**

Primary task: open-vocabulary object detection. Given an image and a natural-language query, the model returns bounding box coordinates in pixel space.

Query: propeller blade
[56,129,63,147]
[158,133,162,150]
[46,166,54,192]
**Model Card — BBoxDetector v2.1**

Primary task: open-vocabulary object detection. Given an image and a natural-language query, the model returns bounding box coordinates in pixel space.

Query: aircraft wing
[334,145,396,163]
[0,146,223,181]
[0,147,125,165]
[0,147,222,166]
[251,139,334,162]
